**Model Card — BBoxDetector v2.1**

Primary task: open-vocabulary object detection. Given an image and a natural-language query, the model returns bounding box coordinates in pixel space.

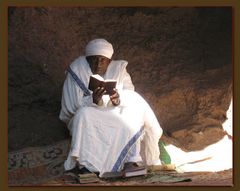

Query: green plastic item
[159,140,171,164]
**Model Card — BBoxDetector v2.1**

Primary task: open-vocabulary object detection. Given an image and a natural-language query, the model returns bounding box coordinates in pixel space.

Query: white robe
[59,56,162,177]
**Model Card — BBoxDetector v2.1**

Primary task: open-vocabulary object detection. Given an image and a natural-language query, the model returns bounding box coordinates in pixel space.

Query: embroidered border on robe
[67,66,91,96]
[111,127,144,172]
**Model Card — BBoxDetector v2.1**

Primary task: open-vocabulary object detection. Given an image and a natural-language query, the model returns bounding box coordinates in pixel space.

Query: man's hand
[110,89,120,106]
[92,87,106,105]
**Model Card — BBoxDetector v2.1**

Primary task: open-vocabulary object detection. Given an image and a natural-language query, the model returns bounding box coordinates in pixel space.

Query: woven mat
[8,139,232,186]
[8,139,70,185]
[8,139,190,186]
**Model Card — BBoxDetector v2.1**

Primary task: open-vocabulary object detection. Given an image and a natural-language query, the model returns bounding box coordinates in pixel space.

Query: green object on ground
[159,140,171,164]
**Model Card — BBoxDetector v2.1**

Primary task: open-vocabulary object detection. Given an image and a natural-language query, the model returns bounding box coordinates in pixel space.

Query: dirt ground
[41,169,233,186]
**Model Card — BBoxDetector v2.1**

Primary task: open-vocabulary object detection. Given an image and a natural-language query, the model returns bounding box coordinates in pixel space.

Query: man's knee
[75,107,94,118]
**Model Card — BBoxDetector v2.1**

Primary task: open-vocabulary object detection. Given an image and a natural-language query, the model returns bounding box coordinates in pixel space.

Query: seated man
[59,38,163,177]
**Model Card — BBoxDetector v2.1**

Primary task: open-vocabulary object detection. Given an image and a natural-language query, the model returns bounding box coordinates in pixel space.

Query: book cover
[124,166,147,178]
[78,173,99,183]
[88,74,117,95]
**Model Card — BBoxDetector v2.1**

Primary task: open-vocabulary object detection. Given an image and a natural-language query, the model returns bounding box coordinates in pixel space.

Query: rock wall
[8,7,232,151]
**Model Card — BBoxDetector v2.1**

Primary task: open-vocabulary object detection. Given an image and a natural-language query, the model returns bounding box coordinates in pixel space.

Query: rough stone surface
[8,7,232,151]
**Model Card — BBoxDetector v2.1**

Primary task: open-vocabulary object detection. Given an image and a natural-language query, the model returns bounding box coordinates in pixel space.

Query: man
[59,38,163,177]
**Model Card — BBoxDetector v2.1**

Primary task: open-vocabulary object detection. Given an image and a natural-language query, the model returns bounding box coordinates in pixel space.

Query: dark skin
[86,55,120,106]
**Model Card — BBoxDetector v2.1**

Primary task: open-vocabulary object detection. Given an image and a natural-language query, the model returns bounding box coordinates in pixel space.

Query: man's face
[86,55,111,76]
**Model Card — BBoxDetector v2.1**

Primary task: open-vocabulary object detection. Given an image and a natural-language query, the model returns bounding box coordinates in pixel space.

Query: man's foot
[123,162,139,171]
[123,162,146,172]
[78,167,92,174]
[65,165,91,175]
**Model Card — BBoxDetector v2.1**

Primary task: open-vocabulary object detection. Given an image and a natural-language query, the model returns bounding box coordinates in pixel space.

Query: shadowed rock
[8,7,232,151]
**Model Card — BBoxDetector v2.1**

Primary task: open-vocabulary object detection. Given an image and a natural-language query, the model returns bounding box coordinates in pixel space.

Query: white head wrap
[85,39,114,59]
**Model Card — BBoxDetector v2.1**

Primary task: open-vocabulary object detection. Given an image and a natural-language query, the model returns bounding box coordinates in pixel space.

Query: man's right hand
[92,87,106,105]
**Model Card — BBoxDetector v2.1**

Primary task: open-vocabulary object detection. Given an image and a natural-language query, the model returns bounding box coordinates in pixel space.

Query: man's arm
[59,72,94,124]
[59,73,83,124]
[122,68,135,91]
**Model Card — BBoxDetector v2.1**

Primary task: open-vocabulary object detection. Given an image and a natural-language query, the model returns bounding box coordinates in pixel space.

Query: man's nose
[95,60,104,66]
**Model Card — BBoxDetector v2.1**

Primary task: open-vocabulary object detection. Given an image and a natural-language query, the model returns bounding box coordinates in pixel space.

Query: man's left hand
[110,89,120,106]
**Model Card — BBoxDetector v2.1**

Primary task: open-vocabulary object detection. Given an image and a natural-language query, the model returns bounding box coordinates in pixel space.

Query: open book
[88,74,117,95]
